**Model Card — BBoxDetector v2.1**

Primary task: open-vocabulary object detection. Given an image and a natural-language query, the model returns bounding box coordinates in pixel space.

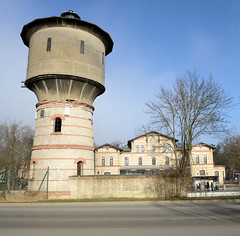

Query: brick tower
[21,11,113,198]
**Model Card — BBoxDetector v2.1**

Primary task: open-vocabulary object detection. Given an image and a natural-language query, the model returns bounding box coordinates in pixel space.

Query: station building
[95,131,225,185]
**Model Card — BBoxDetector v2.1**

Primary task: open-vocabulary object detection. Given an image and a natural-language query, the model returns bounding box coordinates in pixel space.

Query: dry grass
[0,191,46,203]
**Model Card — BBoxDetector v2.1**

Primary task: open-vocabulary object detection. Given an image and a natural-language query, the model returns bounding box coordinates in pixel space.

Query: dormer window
[162,144,171,152]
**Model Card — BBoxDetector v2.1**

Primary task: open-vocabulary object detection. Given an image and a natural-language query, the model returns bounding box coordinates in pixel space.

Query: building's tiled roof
[127,131,178,149]
[127,131,177,143]
[193,142,217,149]
[95,133,216,152]
[95,143,123,151]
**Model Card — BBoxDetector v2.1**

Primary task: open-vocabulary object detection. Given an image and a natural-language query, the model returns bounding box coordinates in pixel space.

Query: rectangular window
[88,111,92,120]
[165,156,170,165]
[102,52,104,64]
[138,157,142,165]
[40,109,44,118]
[110,157,113,166]
[151,145,156,152]
[47,38,52,51]
[102,157,105,166]
[80,40,85,54]
[125,157,129,166]
[204,155,207,164]
[64,107,70,116]
[196,155,200,164]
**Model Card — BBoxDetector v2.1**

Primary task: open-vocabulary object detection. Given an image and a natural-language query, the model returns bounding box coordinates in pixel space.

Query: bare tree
[0,121,33,191]
[214,135,240,177]
[145,71,233,195]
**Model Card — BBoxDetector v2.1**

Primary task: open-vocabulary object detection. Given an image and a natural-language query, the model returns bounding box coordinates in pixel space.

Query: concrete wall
[68,175,154,199]
[27,27,105,87]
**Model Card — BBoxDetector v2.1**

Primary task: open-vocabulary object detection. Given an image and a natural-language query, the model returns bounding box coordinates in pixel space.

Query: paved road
[0,201,240,236]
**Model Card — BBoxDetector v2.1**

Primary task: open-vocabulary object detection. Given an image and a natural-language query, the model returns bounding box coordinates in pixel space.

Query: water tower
[21,11,113,198]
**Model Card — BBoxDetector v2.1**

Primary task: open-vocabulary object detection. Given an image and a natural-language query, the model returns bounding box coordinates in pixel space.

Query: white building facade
[95,132,225,185]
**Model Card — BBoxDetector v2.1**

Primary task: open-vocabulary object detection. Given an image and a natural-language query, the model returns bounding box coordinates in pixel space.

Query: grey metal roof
[95,143,123,151]
[193,142,217,149]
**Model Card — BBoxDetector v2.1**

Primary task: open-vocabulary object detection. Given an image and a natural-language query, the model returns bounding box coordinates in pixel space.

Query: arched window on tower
[54,117,62,132]
[77,161,83,175]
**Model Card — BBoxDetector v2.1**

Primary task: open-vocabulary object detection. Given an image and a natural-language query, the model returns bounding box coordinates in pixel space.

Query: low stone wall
[68,175,154,199]
[1,175,188,200]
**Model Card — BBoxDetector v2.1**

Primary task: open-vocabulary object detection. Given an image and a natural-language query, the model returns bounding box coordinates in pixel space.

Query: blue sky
[0,0,239,145]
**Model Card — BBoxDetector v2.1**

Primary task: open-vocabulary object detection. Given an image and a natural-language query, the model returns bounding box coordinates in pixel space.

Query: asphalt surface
[0,201,240,236]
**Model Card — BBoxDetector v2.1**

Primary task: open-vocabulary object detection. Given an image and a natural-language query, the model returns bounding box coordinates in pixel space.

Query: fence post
[46,167,49,199]
[38,167,50,198]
